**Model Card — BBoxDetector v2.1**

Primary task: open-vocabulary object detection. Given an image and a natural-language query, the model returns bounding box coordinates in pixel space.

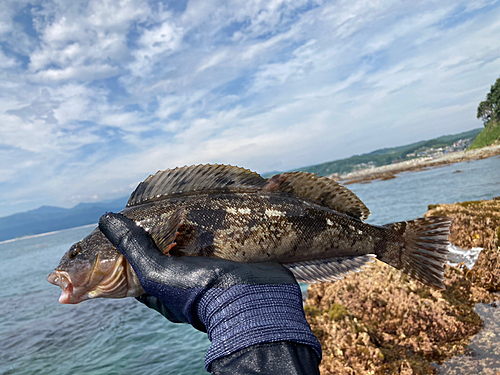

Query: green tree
[477,76,500,126]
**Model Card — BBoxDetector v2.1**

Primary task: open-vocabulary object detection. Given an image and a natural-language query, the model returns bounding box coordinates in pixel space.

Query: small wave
[447,244,483,269]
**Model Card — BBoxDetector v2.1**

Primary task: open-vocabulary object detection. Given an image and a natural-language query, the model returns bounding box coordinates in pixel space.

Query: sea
[1,155,499,375]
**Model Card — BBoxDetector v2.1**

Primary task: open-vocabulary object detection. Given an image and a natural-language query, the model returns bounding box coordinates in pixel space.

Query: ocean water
[1,155,499,375]
[348,155,500,225]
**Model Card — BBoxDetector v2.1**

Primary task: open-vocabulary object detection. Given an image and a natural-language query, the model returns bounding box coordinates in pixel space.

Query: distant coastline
[0,223,96,245]
[337,144,500,185]
[273,128,484,179]
[0,197,128,242]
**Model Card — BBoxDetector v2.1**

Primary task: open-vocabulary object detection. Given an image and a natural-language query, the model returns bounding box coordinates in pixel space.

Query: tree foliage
[477,76,500,126]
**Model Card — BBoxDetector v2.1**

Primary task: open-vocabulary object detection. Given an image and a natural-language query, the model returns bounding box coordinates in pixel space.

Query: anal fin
[283,255,376,283]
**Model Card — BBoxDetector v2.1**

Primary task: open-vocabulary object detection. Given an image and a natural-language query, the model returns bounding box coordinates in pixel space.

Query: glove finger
[99,212,164,268]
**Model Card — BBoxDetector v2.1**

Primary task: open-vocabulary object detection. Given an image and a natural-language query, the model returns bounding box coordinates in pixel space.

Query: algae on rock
[305,197,500,374]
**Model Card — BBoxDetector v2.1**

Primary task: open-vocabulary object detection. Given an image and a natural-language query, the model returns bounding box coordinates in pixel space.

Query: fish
[47,164,451,304]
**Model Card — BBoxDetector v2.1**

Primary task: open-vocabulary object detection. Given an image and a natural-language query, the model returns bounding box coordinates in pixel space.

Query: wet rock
[305,197,500,374]
[436,302,500,374]
[426,197,500,292]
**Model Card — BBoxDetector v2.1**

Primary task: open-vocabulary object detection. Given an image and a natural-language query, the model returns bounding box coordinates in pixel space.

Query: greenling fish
[47,164,451,304]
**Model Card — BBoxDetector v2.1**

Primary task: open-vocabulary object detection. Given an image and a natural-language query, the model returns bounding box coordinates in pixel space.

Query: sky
[1,0,500,218]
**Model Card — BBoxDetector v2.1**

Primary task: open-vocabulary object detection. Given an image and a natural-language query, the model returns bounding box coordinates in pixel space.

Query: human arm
[98,212,321,374]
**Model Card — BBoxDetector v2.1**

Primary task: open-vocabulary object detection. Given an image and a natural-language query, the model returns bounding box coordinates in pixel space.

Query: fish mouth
[47,254,145,304]
[47,270,77,304]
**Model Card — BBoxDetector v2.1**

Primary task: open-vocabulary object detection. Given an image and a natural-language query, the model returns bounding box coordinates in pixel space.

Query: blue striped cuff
[197,283,322,370]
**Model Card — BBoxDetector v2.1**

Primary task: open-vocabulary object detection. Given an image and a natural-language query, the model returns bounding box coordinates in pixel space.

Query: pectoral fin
[148,206,185,254]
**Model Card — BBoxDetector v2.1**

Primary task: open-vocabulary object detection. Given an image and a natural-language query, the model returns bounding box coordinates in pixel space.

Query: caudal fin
[380,217,451,289]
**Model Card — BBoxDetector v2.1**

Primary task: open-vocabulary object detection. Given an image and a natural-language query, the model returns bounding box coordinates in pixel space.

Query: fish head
[47,227,144,304]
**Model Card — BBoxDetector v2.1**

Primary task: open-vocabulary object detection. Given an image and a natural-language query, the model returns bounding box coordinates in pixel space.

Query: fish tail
[379,216,451,289]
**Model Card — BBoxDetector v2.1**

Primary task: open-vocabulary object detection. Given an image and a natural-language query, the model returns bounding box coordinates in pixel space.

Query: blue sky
[1,0,500,218]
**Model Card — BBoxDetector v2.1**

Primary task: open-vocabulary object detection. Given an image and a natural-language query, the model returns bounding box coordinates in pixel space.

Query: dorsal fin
[127,164,266,207]
[283,255,376,283]
[263,172,370,221]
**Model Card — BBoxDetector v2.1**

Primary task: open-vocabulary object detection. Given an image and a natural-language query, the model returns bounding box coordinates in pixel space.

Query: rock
[305,197,500,374]
[426,197,500,292]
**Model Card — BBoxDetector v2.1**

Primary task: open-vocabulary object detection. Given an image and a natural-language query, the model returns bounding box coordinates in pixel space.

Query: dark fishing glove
[99,213,321,373]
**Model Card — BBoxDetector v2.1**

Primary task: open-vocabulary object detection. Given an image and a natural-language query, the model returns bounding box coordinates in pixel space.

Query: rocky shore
[336,144,500,185]
[305,197,500,374]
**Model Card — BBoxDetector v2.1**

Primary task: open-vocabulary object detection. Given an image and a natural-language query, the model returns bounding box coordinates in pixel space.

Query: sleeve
[209,341,321,375]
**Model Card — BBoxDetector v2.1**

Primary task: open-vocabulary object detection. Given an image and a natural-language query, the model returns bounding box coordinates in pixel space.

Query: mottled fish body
[47,165,451,304]
[123,194,378,262]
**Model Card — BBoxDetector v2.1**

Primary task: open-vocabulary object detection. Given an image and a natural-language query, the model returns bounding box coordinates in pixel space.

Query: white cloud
[0,49,17,69]
[34,64,120,82]
[28,0,149,83]
[1,0,500,217]
[196,50,229,73]
[156,90,208,119]
[464,0,499,12]
[128,21,183,77]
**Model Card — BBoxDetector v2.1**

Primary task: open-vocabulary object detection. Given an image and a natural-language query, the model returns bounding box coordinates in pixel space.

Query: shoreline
[335,144,500,185]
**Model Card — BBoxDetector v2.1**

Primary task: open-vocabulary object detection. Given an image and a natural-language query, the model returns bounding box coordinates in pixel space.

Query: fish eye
[69,247,81,259]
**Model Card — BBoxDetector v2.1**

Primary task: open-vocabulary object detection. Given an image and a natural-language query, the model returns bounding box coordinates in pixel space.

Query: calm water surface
[350,155,500,225]
[1,155,499,375]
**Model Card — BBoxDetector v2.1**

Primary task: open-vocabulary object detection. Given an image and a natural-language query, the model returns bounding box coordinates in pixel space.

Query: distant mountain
[263,128,482,178]
[0,196,129,242]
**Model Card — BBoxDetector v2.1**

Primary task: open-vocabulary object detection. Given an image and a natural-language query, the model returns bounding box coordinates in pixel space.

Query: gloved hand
[98,212,321,372]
